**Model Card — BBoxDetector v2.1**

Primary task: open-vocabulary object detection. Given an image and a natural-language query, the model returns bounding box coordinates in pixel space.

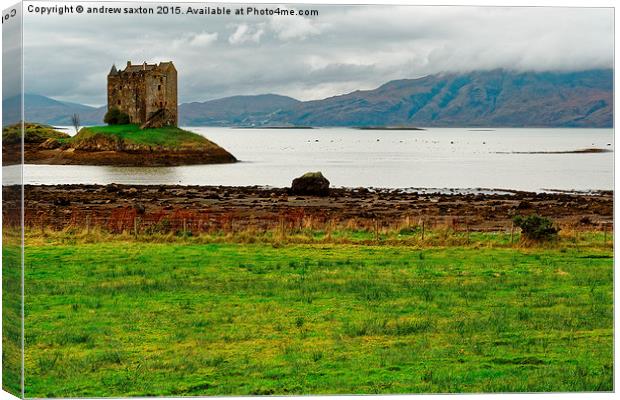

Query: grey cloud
[19,3,613,106]
[228,23,265,44]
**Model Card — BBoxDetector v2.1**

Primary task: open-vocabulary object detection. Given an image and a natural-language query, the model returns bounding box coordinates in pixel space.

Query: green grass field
[2,242,22,397]
[20,236,612,397]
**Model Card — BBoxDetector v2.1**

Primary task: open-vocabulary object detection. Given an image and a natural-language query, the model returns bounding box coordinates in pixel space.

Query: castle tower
[107,61,178,128]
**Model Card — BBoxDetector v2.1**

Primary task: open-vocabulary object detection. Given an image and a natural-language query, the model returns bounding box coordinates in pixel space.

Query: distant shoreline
[236,126,314,129]
[495,148,612,154]
[354,126,425,131]
[234,126,426,130]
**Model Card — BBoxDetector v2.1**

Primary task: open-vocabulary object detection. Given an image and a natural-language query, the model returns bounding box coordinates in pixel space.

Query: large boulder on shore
[291,172,330,196]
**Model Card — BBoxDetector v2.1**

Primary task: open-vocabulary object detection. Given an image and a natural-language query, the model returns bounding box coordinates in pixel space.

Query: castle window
[160,102,163,107]
[158,85,161,91]
[117,100,121,105]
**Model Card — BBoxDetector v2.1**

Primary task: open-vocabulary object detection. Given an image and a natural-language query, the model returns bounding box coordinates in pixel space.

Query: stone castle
[107,61,178,128]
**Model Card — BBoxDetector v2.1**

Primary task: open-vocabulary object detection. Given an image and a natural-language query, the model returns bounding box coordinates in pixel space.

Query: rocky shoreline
[14,143,237,167]
[9,184,613,233]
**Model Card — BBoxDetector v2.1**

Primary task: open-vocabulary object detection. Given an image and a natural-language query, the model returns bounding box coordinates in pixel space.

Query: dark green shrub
[513,214,559,241]
[104,107,130,125]
[117,112,130,124]
[103,108,119,124]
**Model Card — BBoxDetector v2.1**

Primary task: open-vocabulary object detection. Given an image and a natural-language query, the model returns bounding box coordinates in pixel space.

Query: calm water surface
[20,127,614,192]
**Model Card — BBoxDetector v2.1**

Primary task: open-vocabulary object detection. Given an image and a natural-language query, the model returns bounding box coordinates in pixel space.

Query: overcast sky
[20,3,614,106]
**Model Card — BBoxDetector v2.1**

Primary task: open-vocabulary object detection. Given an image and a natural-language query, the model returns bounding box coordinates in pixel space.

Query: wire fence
[2,205,612,244]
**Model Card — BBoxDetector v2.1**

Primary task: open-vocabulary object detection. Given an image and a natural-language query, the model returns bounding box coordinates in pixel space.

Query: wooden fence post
[421,220,425,241]
[86,215,91,235]
[466,219,470,244]
[510,222,514,244]
[280,215,286,238]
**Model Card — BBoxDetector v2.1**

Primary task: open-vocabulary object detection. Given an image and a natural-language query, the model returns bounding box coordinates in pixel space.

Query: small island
[2,122,236,167]
[2,61,237,167]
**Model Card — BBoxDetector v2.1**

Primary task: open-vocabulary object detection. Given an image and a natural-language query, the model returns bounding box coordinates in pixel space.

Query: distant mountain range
[3,69,613,128]
[268,69,613,128]
[180,94,299,126]
[3,94,106,127]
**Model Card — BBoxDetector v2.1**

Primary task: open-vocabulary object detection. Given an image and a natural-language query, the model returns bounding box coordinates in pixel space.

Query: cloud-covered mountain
[23,6,613,105]
[4,69,612,128]
[264,69,613,128]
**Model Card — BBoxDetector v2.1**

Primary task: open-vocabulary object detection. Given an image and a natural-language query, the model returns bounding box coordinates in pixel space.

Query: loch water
[19,127,614,192]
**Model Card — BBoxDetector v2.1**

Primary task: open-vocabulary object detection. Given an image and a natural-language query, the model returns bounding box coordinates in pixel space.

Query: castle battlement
[107,61,178,128]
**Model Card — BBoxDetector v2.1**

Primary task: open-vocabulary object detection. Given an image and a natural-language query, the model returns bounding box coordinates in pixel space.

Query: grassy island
[72,124,219,150]
[2,123,237,166]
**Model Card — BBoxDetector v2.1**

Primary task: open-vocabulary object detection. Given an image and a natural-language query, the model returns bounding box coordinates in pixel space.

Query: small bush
[118,113,130,125]
[104,107,130,125]
[513,214,559,241]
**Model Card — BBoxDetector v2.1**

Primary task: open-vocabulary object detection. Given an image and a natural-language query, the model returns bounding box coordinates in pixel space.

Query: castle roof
[125,62,157,73]
[108,61,176,78]
[158,61,176,70]
[116,61,175,74]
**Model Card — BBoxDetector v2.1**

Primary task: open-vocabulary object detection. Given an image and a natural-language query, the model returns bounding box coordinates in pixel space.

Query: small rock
[54,198,71,206]
[517,201,532,210]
